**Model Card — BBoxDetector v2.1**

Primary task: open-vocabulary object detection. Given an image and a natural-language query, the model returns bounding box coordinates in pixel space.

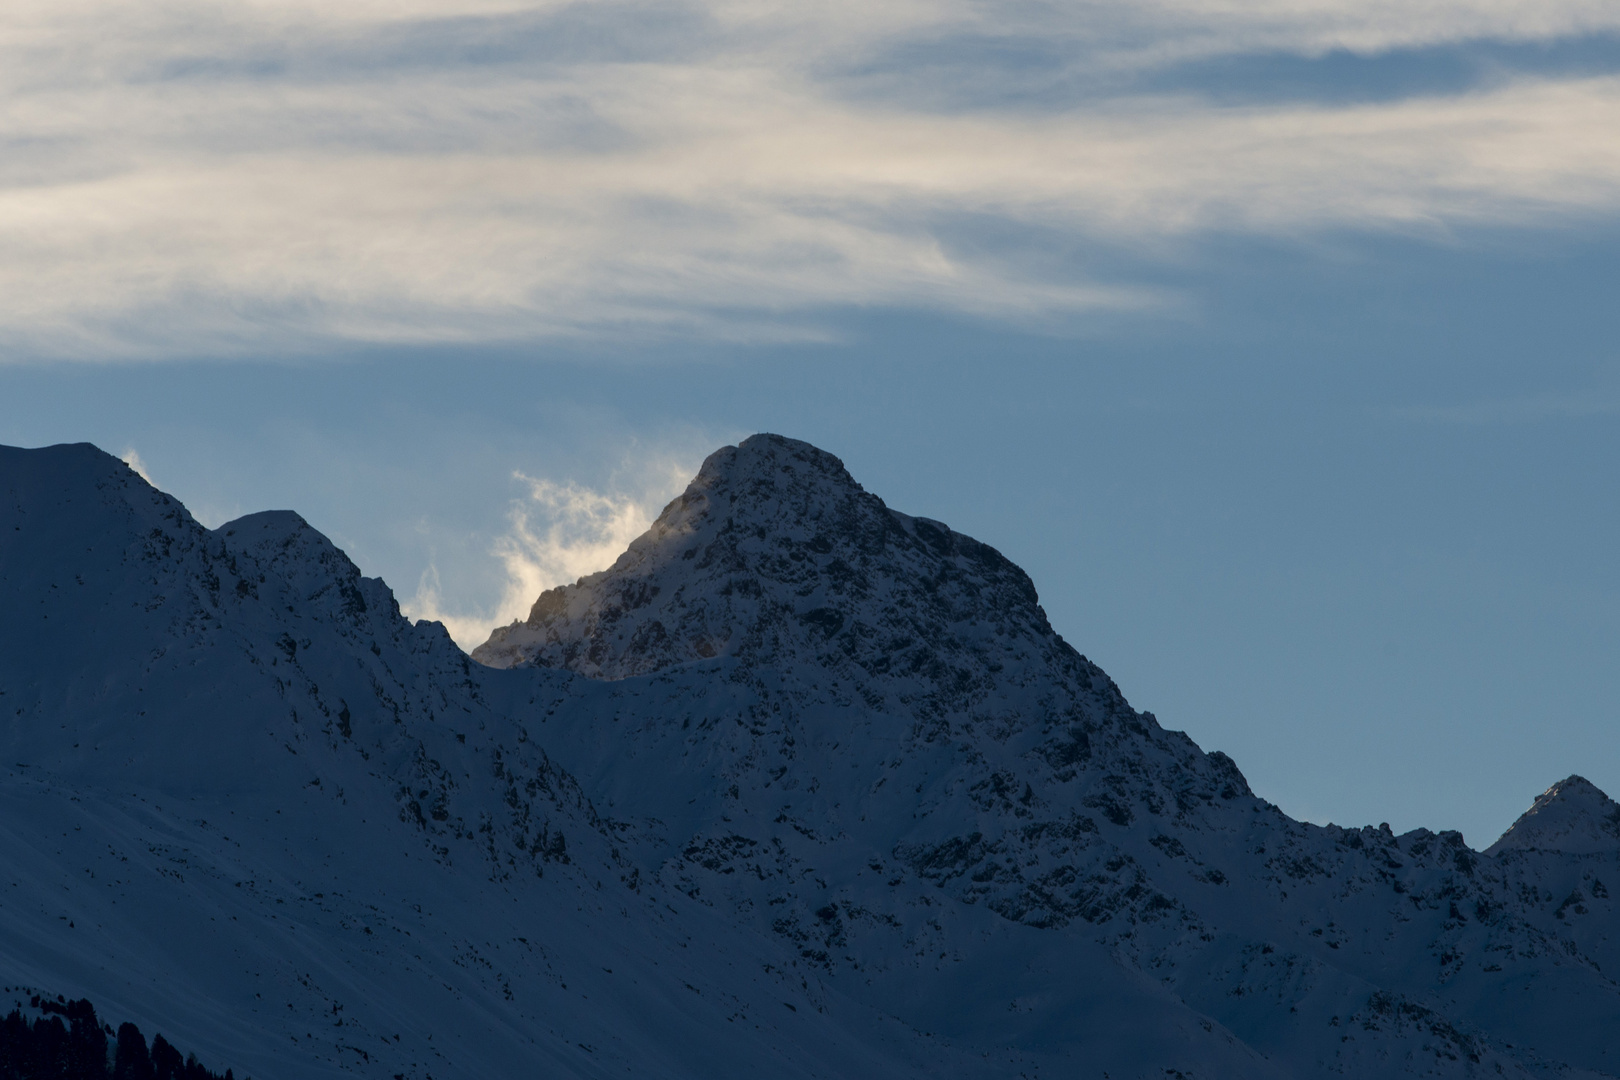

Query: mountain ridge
[1,436,1615,1079]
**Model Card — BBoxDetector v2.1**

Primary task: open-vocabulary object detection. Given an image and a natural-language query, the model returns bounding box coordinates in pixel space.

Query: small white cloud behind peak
[402,454,696,651]
[120,447,154,485]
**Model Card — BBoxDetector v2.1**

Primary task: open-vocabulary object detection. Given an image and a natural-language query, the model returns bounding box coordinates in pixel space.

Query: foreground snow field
[1,436,1615,1078]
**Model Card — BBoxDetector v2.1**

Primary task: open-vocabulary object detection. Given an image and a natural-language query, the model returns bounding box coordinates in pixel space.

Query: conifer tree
[114,1022,155,1080]
[149,1035,182,1080]
[0,996,233,1080]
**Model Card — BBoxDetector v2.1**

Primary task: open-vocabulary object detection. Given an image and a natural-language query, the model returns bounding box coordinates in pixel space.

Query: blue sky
[2,0,1618,845]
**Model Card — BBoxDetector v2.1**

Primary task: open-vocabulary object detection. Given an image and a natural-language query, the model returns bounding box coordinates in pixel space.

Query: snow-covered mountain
[2,435,1616,1078]
[1486,776,1620,857]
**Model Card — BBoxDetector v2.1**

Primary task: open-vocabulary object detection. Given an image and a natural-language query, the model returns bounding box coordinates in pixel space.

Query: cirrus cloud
[4,0,1620,358]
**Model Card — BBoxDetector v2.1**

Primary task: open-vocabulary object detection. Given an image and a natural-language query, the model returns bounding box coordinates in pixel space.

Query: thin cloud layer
[4,0,1620,357]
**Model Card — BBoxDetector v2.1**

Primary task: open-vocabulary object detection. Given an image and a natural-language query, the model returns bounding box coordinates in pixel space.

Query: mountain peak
[472,433,1095,710]
[1486,774,1620,855]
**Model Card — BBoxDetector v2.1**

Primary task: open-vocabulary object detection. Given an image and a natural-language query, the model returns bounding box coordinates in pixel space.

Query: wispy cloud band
[5,1,1620,358]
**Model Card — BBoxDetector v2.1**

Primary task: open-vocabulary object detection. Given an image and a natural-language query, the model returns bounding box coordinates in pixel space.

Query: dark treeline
[0,994,237,1080]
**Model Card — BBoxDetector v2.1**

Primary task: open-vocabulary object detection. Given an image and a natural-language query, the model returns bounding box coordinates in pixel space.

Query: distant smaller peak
[1528,775,1609,811]
[1486,774,1620,856]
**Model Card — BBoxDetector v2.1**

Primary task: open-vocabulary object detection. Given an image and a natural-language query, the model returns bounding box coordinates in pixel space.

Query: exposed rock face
[1486,775,1620,855]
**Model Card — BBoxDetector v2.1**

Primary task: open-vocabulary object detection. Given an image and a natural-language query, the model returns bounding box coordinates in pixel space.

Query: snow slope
[1,436,1615,1078]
